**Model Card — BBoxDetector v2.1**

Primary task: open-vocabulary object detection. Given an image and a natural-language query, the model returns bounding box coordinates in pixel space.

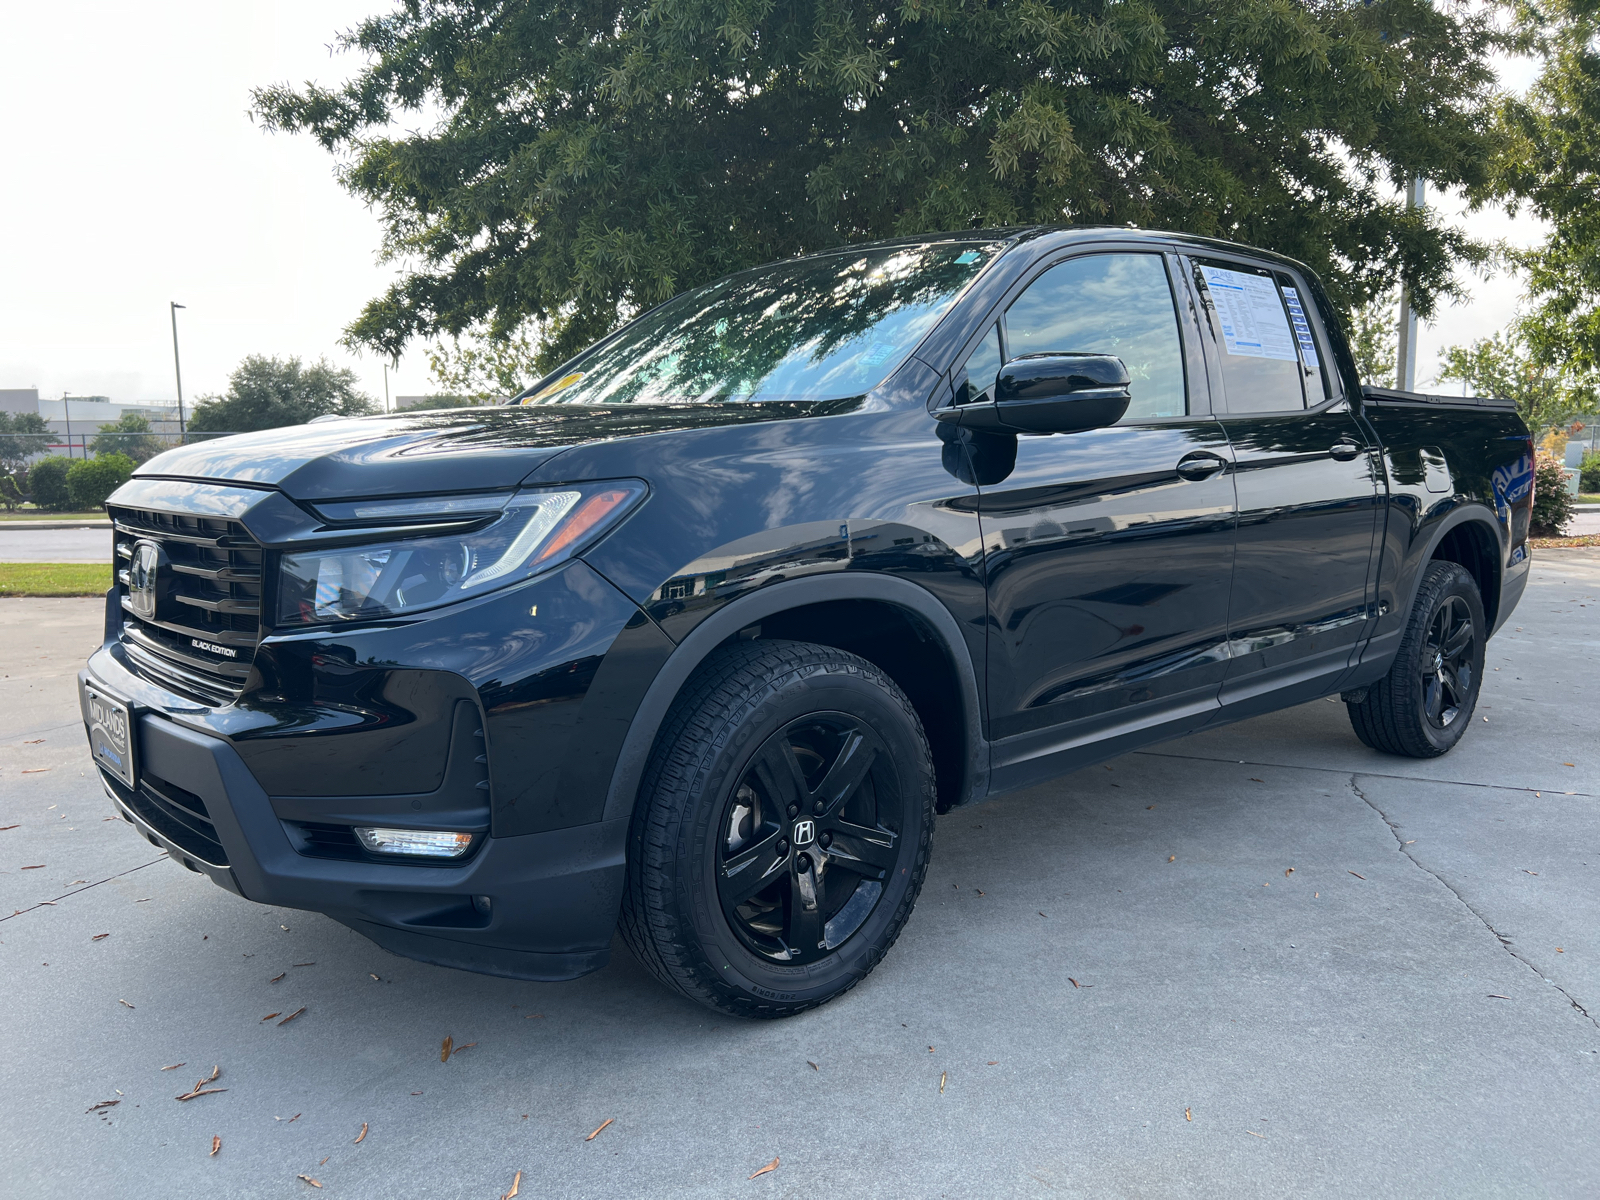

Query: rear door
[1183,253,1383,712]
[974,248,1239,791]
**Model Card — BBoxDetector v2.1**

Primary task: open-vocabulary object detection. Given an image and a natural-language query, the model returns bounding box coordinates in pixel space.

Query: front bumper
[93,694,626,980]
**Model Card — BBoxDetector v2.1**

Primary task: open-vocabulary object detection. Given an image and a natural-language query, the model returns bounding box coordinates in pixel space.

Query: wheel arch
[1418,505,1505,632]
[601,574,989,825]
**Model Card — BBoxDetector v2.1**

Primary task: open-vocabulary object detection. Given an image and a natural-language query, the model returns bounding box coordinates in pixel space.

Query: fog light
[354,827,475,859]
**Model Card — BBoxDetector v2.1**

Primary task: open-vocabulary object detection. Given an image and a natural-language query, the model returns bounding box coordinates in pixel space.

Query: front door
[1185,255,1383,712]
[972,250,1239,792]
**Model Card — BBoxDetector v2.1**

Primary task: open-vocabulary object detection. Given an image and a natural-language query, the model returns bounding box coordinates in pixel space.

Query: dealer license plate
[81,678,137,790]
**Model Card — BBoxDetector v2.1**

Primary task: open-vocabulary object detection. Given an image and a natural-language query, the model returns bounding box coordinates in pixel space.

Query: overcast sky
[0,2,1548,409]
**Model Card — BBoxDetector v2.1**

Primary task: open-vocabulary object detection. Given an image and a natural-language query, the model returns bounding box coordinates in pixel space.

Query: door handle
[1329,439,1364,461]
[1175,451,1228,481]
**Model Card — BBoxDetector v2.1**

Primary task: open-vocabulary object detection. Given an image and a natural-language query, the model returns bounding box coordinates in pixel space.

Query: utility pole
[1395,176,1424,391]
[170,302,188,443]
[62,392,73,460]
[383,363,391,413]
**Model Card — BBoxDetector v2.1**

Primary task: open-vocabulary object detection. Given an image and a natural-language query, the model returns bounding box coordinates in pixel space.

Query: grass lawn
[0,510,107,521]
[0,562,112,596]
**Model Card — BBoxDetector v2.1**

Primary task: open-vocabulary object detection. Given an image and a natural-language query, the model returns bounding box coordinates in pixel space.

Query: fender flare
[1394,502,1506,628]
[600,573,990,824]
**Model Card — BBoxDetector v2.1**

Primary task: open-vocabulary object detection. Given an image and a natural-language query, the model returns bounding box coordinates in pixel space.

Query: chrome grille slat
[110,496,265,706]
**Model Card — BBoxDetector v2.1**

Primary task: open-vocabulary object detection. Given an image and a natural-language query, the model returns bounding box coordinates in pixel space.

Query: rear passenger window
[1191,260,1321,412]
[1003,253,1187,421]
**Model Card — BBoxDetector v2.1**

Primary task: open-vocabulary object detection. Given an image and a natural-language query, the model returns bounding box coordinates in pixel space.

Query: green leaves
[187,356,377,435]
[253,0,1507,373]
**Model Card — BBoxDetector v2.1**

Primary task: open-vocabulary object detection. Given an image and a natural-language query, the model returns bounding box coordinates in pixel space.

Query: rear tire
[619,639,935,1018]
[1346,561,1486,758]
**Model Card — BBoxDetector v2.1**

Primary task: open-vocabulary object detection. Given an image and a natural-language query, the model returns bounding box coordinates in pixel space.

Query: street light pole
[1395,176,1425,391]
[63,391,73,460]
[170,302,188,443]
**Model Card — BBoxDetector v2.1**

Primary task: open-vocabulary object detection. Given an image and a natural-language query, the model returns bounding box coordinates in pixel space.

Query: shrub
[0,471,25,512]
[65,454,134,511]
[27,455,73,511]
[1581,449,1600,494]
[1531,451,1576,536]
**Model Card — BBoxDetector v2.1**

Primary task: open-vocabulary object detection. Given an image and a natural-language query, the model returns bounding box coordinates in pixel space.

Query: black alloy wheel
[1347,560,1486,758]
[620,639,935,1018]
[717,715,900,965]
[1420,594,1475,730]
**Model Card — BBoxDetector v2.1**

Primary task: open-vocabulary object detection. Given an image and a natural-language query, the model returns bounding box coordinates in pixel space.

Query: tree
[0,410,53,478]
[90,411,167,465]
[1348,290,1399,388]
[253,0,1506,375]
[1485,3,1600,377]
[66,454,135,511]
[1436,330,1598,431]
[187,356,377,435]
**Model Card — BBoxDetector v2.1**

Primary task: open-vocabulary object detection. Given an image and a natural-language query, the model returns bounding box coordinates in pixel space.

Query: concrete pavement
[1,553,1597,1198]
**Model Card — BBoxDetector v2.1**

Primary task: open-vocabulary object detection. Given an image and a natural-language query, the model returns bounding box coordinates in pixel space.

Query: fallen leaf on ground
[975,889,985,896]
[210,1136,221,1157]
[939,1071,946,1094]
[370,974,380,981]
[270,973,286,983]
[20,864,44,870]
[354,1122,368,1144]
[0,825,18,831]
[1348,871,1366,880]
[1557,947,1565,953]
[261,1013,281,1022]
[1246,1130,1265,1139]
[1284,868,1294,876]
[441,1036,453,1062]
[118,999,135,1009]
[293,962,315,967]
[1168,856,1176,863]
[524,1013,545,1019]
[86,1100,119,1113]
[987,1061,998,1066]
[1039,912,1047,917]
[1249,778,1264,783]
[22,768,50,774]
[749,1156,779,1180]
[451,1042,477,1054]
[1524,870,1539,876]
[287,1113,301,1123]
[161,1064,185,1071]
[1488,994,1511,1000]
[1564,763,1576,767]
[92,933,109,941]
[297,1176,321,1188]
[1186,1108,1192,1121]
[586,1118,614,1141]
[501,1170,522,1200]
[1069,978,1080,988]
[24,739,43,744]
[205,1065,220,1083]
[319,1157,328,1166]
[807,1061,818,1071]
[278,1008,305,1026]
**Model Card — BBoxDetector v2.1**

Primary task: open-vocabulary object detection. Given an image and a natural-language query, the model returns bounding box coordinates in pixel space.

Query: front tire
[620,640,935,1018]
[1347,561,1486,758]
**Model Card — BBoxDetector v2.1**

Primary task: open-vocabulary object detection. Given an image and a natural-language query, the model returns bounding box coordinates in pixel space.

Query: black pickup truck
[82,227,1533,1017]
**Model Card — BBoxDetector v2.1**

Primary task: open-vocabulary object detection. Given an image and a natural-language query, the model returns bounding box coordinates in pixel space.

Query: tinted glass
[958,324,1002,404]
[1004,253,1186,420]
[1192,260,1310,412]
[518,242,1001,406]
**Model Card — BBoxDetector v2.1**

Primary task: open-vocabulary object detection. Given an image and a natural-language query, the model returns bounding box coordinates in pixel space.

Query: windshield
[517,241,1002,406]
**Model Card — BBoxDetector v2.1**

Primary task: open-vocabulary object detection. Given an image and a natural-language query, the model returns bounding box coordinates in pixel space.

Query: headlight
[277,481,645,626]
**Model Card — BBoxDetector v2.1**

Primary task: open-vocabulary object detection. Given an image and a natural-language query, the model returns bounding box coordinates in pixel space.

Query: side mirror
[939,353,1131,434]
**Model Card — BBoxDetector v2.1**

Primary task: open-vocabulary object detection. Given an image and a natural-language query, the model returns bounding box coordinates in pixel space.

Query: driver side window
[1004,253,1187,421]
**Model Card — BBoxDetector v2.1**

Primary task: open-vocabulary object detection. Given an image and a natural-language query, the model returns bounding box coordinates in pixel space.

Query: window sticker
[1279,285,1321,369]
[1199,266,1299,362]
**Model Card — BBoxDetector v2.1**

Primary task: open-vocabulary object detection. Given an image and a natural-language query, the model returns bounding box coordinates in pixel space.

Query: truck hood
[134,400,858,501]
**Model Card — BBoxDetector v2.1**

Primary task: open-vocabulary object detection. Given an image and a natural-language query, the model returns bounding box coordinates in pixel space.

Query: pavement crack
[1,857,168,923]
[1349,772,1599,1032]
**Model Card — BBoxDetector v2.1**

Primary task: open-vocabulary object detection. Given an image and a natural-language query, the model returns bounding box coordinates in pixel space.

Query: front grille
[109,503,264,705]
[107,770,229,866]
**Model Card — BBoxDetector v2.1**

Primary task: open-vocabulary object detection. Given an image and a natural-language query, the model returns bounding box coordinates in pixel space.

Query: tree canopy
[254,0,1507,374]
[188,356,377,435]
[0,410,52,478]
[1437,331,1596,430]
[90,411,167,465]
[1485,0,1600,377]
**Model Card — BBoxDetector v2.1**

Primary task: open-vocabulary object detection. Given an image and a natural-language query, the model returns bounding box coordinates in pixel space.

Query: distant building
[0,388,183,458]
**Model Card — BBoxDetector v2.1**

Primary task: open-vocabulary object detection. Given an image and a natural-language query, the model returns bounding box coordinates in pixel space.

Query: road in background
[0,528,112,562]
[2,553,1597,1198]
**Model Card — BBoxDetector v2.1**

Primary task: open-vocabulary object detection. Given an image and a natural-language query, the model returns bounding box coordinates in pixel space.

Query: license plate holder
[81,678,138,791]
